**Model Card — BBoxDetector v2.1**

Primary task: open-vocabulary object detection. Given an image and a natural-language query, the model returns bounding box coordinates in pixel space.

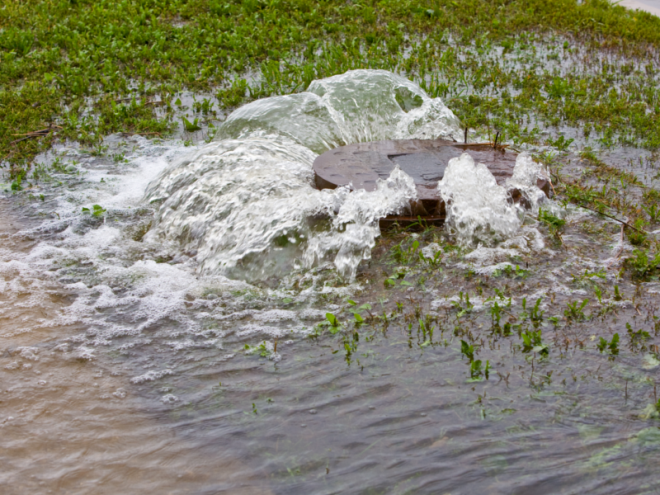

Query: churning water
[2,70,660,494]
[145,70,462,282]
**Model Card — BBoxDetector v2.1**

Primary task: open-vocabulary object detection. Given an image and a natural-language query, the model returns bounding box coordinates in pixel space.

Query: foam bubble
[131,369,174,384]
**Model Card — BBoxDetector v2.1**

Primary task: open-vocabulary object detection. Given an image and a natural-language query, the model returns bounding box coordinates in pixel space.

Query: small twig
[496,371,510,387]
[578,203,648,234]
[544,166,558,197]
[116,97,162,106]
[461,142,510,149]
[10,134,47,145]
[556,231,565,248]
[9,123,59,146]
[464,126,468,144]
[12,130,49,137]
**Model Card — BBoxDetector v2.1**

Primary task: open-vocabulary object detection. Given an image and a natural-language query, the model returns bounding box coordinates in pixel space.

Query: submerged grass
[2,0,660,176]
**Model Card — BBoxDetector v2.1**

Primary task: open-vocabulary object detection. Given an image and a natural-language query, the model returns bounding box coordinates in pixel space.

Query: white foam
[438,153,523,247]
[438,152,549,251]
[131,369,173,384]
[506,152,549,214]
[303,166,418,280]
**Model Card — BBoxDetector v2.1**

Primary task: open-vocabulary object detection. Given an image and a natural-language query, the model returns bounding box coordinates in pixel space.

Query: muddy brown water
[0,200,272,495]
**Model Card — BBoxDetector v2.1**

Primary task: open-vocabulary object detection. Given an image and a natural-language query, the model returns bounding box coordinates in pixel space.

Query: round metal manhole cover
[313,139,550,226]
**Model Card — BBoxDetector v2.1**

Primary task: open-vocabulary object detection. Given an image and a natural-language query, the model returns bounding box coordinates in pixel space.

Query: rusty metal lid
[313,139,549,225]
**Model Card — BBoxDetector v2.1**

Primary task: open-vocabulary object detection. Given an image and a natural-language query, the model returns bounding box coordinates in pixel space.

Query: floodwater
[2,70,660,494]
[0,199,272,495]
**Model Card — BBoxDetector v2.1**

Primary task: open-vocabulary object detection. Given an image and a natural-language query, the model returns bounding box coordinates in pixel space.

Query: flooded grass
[165,188,660,492]
[2,0,660,174]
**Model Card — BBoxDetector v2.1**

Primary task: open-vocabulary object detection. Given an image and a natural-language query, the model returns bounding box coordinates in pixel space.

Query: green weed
[521,329,549,356]
[452,292,474,318]
[391,239,419,265]
[244,341,272,358]
[419,248,442,267]
[469,359,491,381]
[490,301,503,327]
[460,339,475,362]
[325,312,342,335]
[182,116,202,133]
[538,209,566,234]
[530,298,544,326]
[3,0,660,177]
[597,333,620,355]
[594,286,603,304]
[347,300,372,326]
[564,299,589,322]
[493,264,529,279]
[627,323,651,348]
[82,204,107,217]
[644,204,660,223]
[625,249,660,279]
[546,134,574,151]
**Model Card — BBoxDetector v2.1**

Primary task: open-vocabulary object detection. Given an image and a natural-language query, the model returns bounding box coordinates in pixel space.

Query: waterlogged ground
[3,181,660,494]
[3,67,660,494]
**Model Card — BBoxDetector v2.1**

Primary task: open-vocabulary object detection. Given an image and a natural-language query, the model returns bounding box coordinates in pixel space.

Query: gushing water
[218,69,463,153]
[146,70,462,281]
[303,166,418,280]
[438,152,548,248]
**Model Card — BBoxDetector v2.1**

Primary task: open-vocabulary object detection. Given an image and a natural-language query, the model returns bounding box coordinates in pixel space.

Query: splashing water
[505,152,550,213]
[438,152,547,248]
[217,69,463,153]
[303,166,417,280]
[146,70,462,282]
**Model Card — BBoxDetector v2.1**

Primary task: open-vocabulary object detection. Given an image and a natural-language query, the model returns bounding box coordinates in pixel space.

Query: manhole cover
[313,139,550,226]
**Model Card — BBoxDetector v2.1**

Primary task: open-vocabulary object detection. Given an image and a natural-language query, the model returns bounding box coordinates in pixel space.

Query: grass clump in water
[2,0,660,178]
